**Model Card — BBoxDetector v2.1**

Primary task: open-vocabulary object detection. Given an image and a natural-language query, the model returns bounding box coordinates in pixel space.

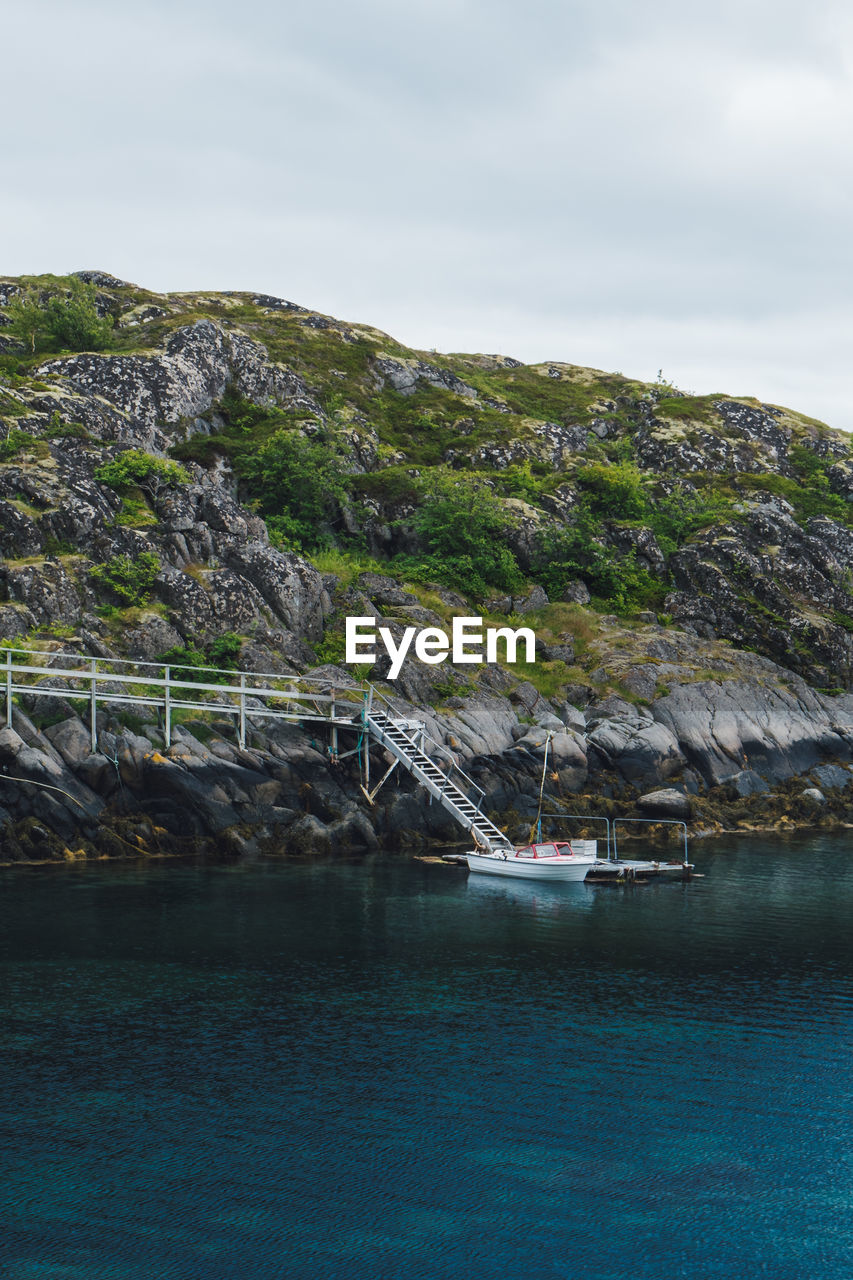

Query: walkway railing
[2,646,368,750]
[612,817,690,865]
[1,644,510,850]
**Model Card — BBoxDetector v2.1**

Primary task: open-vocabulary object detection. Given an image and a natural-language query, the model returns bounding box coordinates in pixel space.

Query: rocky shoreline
[3,273,853,861]
[3,637,853,864]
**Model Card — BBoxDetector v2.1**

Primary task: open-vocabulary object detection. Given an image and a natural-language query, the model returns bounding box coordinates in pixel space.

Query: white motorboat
[466,839,598,881]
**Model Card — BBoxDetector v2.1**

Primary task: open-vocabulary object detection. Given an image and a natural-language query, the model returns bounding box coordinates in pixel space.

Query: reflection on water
[1,835,852,1279]
[465,872,595,917]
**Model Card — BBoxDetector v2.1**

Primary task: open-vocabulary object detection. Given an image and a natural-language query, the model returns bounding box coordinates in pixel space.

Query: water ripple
[1,836,852,1278]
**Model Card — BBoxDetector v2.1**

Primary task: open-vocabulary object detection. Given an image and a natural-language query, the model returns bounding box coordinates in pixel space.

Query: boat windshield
[515,843,573,859]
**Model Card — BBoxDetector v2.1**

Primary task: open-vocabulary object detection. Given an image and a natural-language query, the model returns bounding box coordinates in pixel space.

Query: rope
[0,772,86,809]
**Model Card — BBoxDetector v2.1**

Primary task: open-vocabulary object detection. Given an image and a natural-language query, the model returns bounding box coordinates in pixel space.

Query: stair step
[365,711,503,847]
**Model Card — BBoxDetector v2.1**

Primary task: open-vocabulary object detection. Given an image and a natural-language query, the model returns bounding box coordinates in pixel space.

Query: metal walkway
[2,645,510,852]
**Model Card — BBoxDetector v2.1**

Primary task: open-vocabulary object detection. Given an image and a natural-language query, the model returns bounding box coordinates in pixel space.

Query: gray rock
[43,716,92,768]
[374,356,478,400]
[5,743,103,820]
[621,665,658,702]
[357,572,417,607]
[0,727,26,761]
[124,614,184,661]
[810,764,853,791]
[3,560,82,627]
[0,500,43,557]
[586,696,641,724]
[563,683,595,708]
[588,717,685,784]
[223,543,330,640]
[800,787,827,806]
[533,713,566,732]
[637,788,692,818]
[142,753,242,833]
[723,769,769,798]
[653,679,853,785]
[441,692,520,757]
[478,665,515,693]
[513,585,549,615]
[0,603,36,639]
[39,319,323,431]
[510,681,546,715]
[76,752,119,795]
[168,728,210,760]
[562,580,590,605]
[541,642,575,664]
[555,702,586,731]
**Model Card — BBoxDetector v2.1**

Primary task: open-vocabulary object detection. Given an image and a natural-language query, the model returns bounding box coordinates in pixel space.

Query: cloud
[4,0,853,426]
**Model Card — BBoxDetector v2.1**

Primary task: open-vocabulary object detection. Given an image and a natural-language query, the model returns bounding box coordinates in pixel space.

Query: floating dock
[585,858,694,882]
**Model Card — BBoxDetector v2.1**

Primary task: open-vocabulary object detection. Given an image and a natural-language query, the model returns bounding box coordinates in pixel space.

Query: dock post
[164,666,171,748]
[89,658,98,752]
[5,649,12,729]
[330,688,338,760]
[361,690,371,791]
[239,673,246,749]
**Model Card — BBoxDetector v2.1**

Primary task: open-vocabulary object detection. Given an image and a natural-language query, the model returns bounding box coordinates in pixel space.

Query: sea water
[1,836,851,1279]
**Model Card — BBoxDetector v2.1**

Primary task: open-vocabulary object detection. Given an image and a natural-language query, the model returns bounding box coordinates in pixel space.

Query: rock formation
[2,272,853,860]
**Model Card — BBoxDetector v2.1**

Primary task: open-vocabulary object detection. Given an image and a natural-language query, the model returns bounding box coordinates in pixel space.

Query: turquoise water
[1,837,852,1279]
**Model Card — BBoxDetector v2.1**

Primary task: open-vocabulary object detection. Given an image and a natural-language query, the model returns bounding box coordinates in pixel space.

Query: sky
[4,0,853,426]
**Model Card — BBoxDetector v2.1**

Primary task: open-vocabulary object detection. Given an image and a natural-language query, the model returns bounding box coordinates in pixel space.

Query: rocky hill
[2,269,853,862]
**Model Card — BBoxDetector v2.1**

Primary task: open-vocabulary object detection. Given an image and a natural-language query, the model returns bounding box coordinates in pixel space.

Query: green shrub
[0,428,37,461]
[349,467,419,504]
[159,632,243,682]
[532,515,664,612]
[654,394,719,424]
[492,461,552,503]
[207,632,242,667]
[45,411,90,440]
[90,551,160,605]
[7,279,114,354]
[648,487,735,555]
[95,450,189,497]
[576,461,649,521]
[239,429,349,550]
[399,470,523,597]
[788,443,829,481]
[737,472,849,524]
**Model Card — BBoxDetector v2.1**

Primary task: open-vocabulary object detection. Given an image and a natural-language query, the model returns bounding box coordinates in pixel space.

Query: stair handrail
[366,685,486,808]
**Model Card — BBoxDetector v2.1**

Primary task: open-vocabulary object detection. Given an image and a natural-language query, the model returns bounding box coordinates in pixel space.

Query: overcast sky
[4,0,853,426]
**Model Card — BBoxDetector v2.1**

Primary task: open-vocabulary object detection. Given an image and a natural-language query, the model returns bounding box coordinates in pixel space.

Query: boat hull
[466,851,595,881]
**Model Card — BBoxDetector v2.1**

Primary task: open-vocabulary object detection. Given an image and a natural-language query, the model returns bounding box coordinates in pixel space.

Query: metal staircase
[364,709,511,854]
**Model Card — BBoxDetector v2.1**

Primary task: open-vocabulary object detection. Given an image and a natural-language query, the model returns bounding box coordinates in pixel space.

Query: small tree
[5,278,114,354]
[408,470,523,597]
[90,552,161,605]
[95,450,189,500]
[6,290,48,355]
[239,429,348,549]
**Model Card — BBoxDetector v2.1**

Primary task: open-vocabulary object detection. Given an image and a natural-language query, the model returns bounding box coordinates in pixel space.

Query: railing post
[5,649,12,729]
[239,673,246,749]
[89,658,97,752]
[164,665,171,748]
